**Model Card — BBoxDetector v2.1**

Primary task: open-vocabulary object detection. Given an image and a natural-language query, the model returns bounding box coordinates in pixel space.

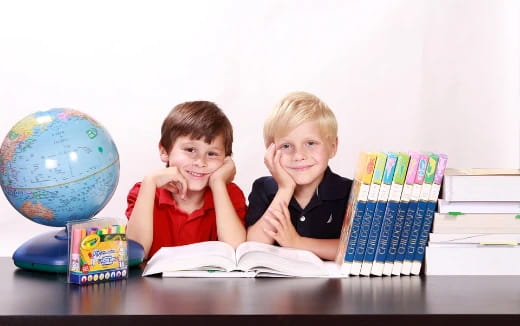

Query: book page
[235,241,330,277]
[162,270,257,278]
[142,241,237,276]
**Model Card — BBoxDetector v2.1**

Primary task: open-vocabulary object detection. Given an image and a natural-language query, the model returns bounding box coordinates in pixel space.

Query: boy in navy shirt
[246,92,352,260]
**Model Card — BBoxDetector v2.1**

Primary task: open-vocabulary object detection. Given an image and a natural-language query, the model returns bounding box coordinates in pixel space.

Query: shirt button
[300,216,306,222]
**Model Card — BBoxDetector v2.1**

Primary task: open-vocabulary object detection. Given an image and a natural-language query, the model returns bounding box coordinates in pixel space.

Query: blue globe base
[13,229,145,273]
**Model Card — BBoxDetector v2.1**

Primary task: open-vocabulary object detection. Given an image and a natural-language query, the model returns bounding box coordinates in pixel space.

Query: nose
[292,145,307,161]
[193,155,208,167]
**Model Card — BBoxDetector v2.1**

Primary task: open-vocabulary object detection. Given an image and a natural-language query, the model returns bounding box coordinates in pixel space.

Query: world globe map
[0,108,120,228]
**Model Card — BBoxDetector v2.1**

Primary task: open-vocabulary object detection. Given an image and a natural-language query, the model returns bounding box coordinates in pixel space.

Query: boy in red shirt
[126,101,246,258]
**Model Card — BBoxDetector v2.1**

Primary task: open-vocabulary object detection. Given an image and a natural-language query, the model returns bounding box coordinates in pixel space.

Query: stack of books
[336,151,448,276]
[425,168,520,275]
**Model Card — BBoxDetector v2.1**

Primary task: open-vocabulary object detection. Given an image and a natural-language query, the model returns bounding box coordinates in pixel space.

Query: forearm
[211,182,246,248]
[126,177,156,258]
[292,237,340,261]
[246,187,294,243]
[246,219,274,243]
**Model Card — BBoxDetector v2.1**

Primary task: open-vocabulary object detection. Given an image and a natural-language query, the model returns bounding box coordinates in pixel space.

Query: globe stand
[13,227,145,273]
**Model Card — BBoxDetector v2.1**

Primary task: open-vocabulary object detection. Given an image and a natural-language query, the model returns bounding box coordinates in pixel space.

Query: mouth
[289,165,314,172]
[186,170,209,178]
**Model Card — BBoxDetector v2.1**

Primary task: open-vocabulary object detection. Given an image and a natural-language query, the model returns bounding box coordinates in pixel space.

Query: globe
[0,108,120,227]
[0,108,132,272]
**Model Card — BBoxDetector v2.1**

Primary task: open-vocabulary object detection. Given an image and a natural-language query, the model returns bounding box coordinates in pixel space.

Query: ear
[159,143,169,163]
[329,137,338,159]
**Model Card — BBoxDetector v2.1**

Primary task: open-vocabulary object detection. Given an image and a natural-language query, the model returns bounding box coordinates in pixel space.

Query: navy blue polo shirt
[246,167,352,239]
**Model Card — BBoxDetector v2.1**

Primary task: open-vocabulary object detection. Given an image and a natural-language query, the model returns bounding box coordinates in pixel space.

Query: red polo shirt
[126,182,247,258]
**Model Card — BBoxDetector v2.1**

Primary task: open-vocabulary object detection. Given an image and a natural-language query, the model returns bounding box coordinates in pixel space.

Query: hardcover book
[392,152,429,276]
[442,168,520,202]
[371,152,410,276]
[437,199,520,214]
[411,153,448,275]
[350,152,387,276]
[336,152,378,275]
[432,213,520,233]
[425,246,520,275]
[401,152,438,275]
[360,152,398,276]
[428,232,520,245]
[142,241,344,278]
[383,152,421,276]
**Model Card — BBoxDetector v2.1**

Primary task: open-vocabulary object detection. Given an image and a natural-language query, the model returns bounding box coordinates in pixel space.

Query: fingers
[223,156,236,182]
[162,167,187,199]
[265,208,284,231]
[177,177,187,199]
[273,147,282,168]
[264,143,276,170]
[279,200,291,224]
[164,180,186,199]
[209,156,236,185]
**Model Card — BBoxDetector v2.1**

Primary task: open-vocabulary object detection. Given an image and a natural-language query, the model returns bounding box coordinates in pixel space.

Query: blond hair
[263,91,337,147]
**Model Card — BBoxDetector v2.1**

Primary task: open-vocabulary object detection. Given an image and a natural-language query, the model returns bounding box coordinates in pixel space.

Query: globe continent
[0,108,120,227]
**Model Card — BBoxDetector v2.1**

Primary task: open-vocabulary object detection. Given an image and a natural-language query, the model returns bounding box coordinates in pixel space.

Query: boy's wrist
[142,175,158,187]
[209,178,226,190]
[277,185,295,199]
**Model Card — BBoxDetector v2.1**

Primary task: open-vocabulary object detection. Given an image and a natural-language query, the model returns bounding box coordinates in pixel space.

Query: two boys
[126,93,352,260]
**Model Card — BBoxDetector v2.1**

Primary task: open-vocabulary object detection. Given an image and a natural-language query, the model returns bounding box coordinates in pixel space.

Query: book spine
[383,199,409,275]
[401,197,428,275]
[337,152,377,274]
[342,198,367,273]
[372,153,410,276]
[383,152,419,276]
[371,200,398,276]
[392,153,428,275]
[411,153,448,275]
[350,152,387,275]
[360,153,397,276]
[401,153,439,275]
[360,198,388,275]
[336,180,359,273]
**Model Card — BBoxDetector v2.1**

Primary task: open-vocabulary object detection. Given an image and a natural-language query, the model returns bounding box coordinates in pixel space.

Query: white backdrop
[1,0,519,256]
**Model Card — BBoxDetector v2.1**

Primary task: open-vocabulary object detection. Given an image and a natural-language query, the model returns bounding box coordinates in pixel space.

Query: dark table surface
[0,257,519,325]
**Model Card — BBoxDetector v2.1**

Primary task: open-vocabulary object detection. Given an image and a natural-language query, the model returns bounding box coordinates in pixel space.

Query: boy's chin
[186,181,210,193]
[291,174,323,187]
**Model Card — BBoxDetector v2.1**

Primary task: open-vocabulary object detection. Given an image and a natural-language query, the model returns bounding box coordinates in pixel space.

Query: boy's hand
[263,201,301,248]
[151,166,188,199]
[209,156,236,188]
[264,143,296,192]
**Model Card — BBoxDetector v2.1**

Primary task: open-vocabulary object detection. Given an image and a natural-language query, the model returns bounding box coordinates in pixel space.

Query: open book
[142,241,345,278]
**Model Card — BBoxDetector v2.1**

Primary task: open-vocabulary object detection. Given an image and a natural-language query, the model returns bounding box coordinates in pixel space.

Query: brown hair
[160,101,233,156]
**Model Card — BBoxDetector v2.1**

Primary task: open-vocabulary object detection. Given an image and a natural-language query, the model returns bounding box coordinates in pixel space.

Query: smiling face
[161,134,226,193]
[274,120,337,191]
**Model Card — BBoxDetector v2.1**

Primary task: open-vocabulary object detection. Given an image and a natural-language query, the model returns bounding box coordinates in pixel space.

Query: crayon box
[67,218,128,285]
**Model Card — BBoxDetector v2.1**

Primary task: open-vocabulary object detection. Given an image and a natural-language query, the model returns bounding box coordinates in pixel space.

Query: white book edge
[401,260,412,275]
[350,262,362,275]
[382,263,394,276]
[163,270,257,278]
[360,262,372,276]
[340,261,352,275]
[371,261,384,276]
[410,261,421,275]
[425,246,520,275]
[391,261,403,276]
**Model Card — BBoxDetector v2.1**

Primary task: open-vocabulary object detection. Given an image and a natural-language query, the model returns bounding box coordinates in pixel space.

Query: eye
[306,140,319,147]
[279,143,293,151]
[183,147,196,154]
[208,151,220,157]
